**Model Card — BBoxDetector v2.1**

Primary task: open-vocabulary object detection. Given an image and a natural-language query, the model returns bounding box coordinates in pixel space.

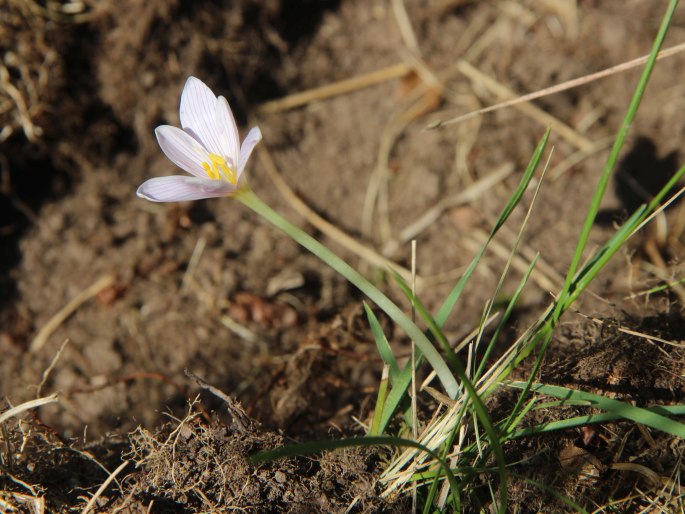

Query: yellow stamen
[202,153,237,184]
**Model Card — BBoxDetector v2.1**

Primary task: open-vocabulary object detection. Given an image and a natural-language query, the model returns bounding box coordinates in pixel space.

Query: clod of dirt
[126,409,403,513]
[1,405,404,513]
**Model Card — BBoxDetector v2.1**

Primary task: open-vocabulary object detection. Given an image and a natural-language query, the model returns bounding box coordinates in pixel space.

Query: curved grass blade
[508,404,685,440]
[509,382,685,439]
[239,189,460,399]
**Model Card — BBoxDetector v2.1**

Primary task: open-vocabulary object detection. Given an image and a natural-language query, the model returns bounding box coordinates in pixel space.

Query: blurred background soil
[2,0,685,511]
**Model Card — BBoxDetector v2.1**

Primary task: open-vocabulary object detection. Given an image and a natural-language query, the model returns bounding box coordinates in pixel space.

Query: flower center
[202,153,237,184]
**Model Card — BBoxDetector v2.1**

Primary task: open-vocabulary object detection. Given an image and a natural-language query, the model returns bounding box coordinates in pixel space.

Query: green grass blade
[501,397,537,438]
[553,0,679,323]
[474,254,538,382]
[364,302,400,379]
[509,382,685,439]
[369,364,391,436]
[390,270,460,370]
[505,166,685,429]
[508,404,685,439]
[379,364,414,432]
[563,165,685,310]
[239,190,460,399]
[435,129,550,328]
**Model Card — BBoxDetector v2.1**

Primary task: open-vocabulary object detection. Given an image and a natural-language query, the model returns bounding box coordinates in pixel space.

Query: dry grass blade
[462,227,560,293]
[0,395,58,425]
[257,63,411,114]
[450,60,594,151]
[429,41,685,130]
[255,145,419,284]
[382,163,515,256]
[0,492,45,514]
[30,274,116,353]
[392,0,420,55]
[0,63,42,142]
[37,338,70,397]
[81,460,130,514]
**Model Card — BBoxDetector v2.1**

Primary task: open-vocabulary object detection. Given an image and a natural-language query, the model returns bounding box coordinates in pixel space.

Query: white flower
[137,76,262,202]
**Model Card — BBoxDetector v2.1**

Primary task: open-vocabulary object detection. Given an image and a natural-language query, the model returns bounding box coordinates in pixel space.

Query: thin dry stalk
[455,61,594,151]
[30,274,116,353]
[37,339,70,397]
[257,63,411,114]
[381,163,515,257]
[255,145,419,285]
[0,395,58,425]
[81,460,130,514]
[429,41,685,130]
[392,0,420,56]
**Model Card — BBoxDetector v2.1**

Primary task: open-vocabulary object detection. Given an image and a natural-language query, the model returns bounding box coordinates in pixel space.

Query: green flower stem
[237,188,460,399]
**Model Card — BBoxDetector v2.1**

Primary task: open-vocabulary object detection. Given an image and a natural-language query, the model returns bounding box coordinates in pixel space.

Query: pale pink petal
[238,126,262,175]
[155,125,211,178]
[216,96,241,169]
[136,176,236,202]
[179,77,224,155]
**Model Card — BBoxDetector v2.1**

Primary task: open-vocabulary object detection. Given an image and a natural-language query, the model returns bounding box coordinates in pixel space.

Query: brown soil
[2,0,685,512]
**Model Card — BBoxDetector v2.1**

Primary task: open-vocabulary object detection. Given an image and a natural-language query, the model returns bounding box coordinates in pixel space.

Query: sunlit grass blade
[507,404,685,440]
[562,165,685,310]
[505,164,685,430]
[370,364,391,436]
[238,189,460,399]
[435,128,550,328]
[474,254,538,382]
[508,382,685,439]
[629,275,685,298]
[553,0,679,325]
